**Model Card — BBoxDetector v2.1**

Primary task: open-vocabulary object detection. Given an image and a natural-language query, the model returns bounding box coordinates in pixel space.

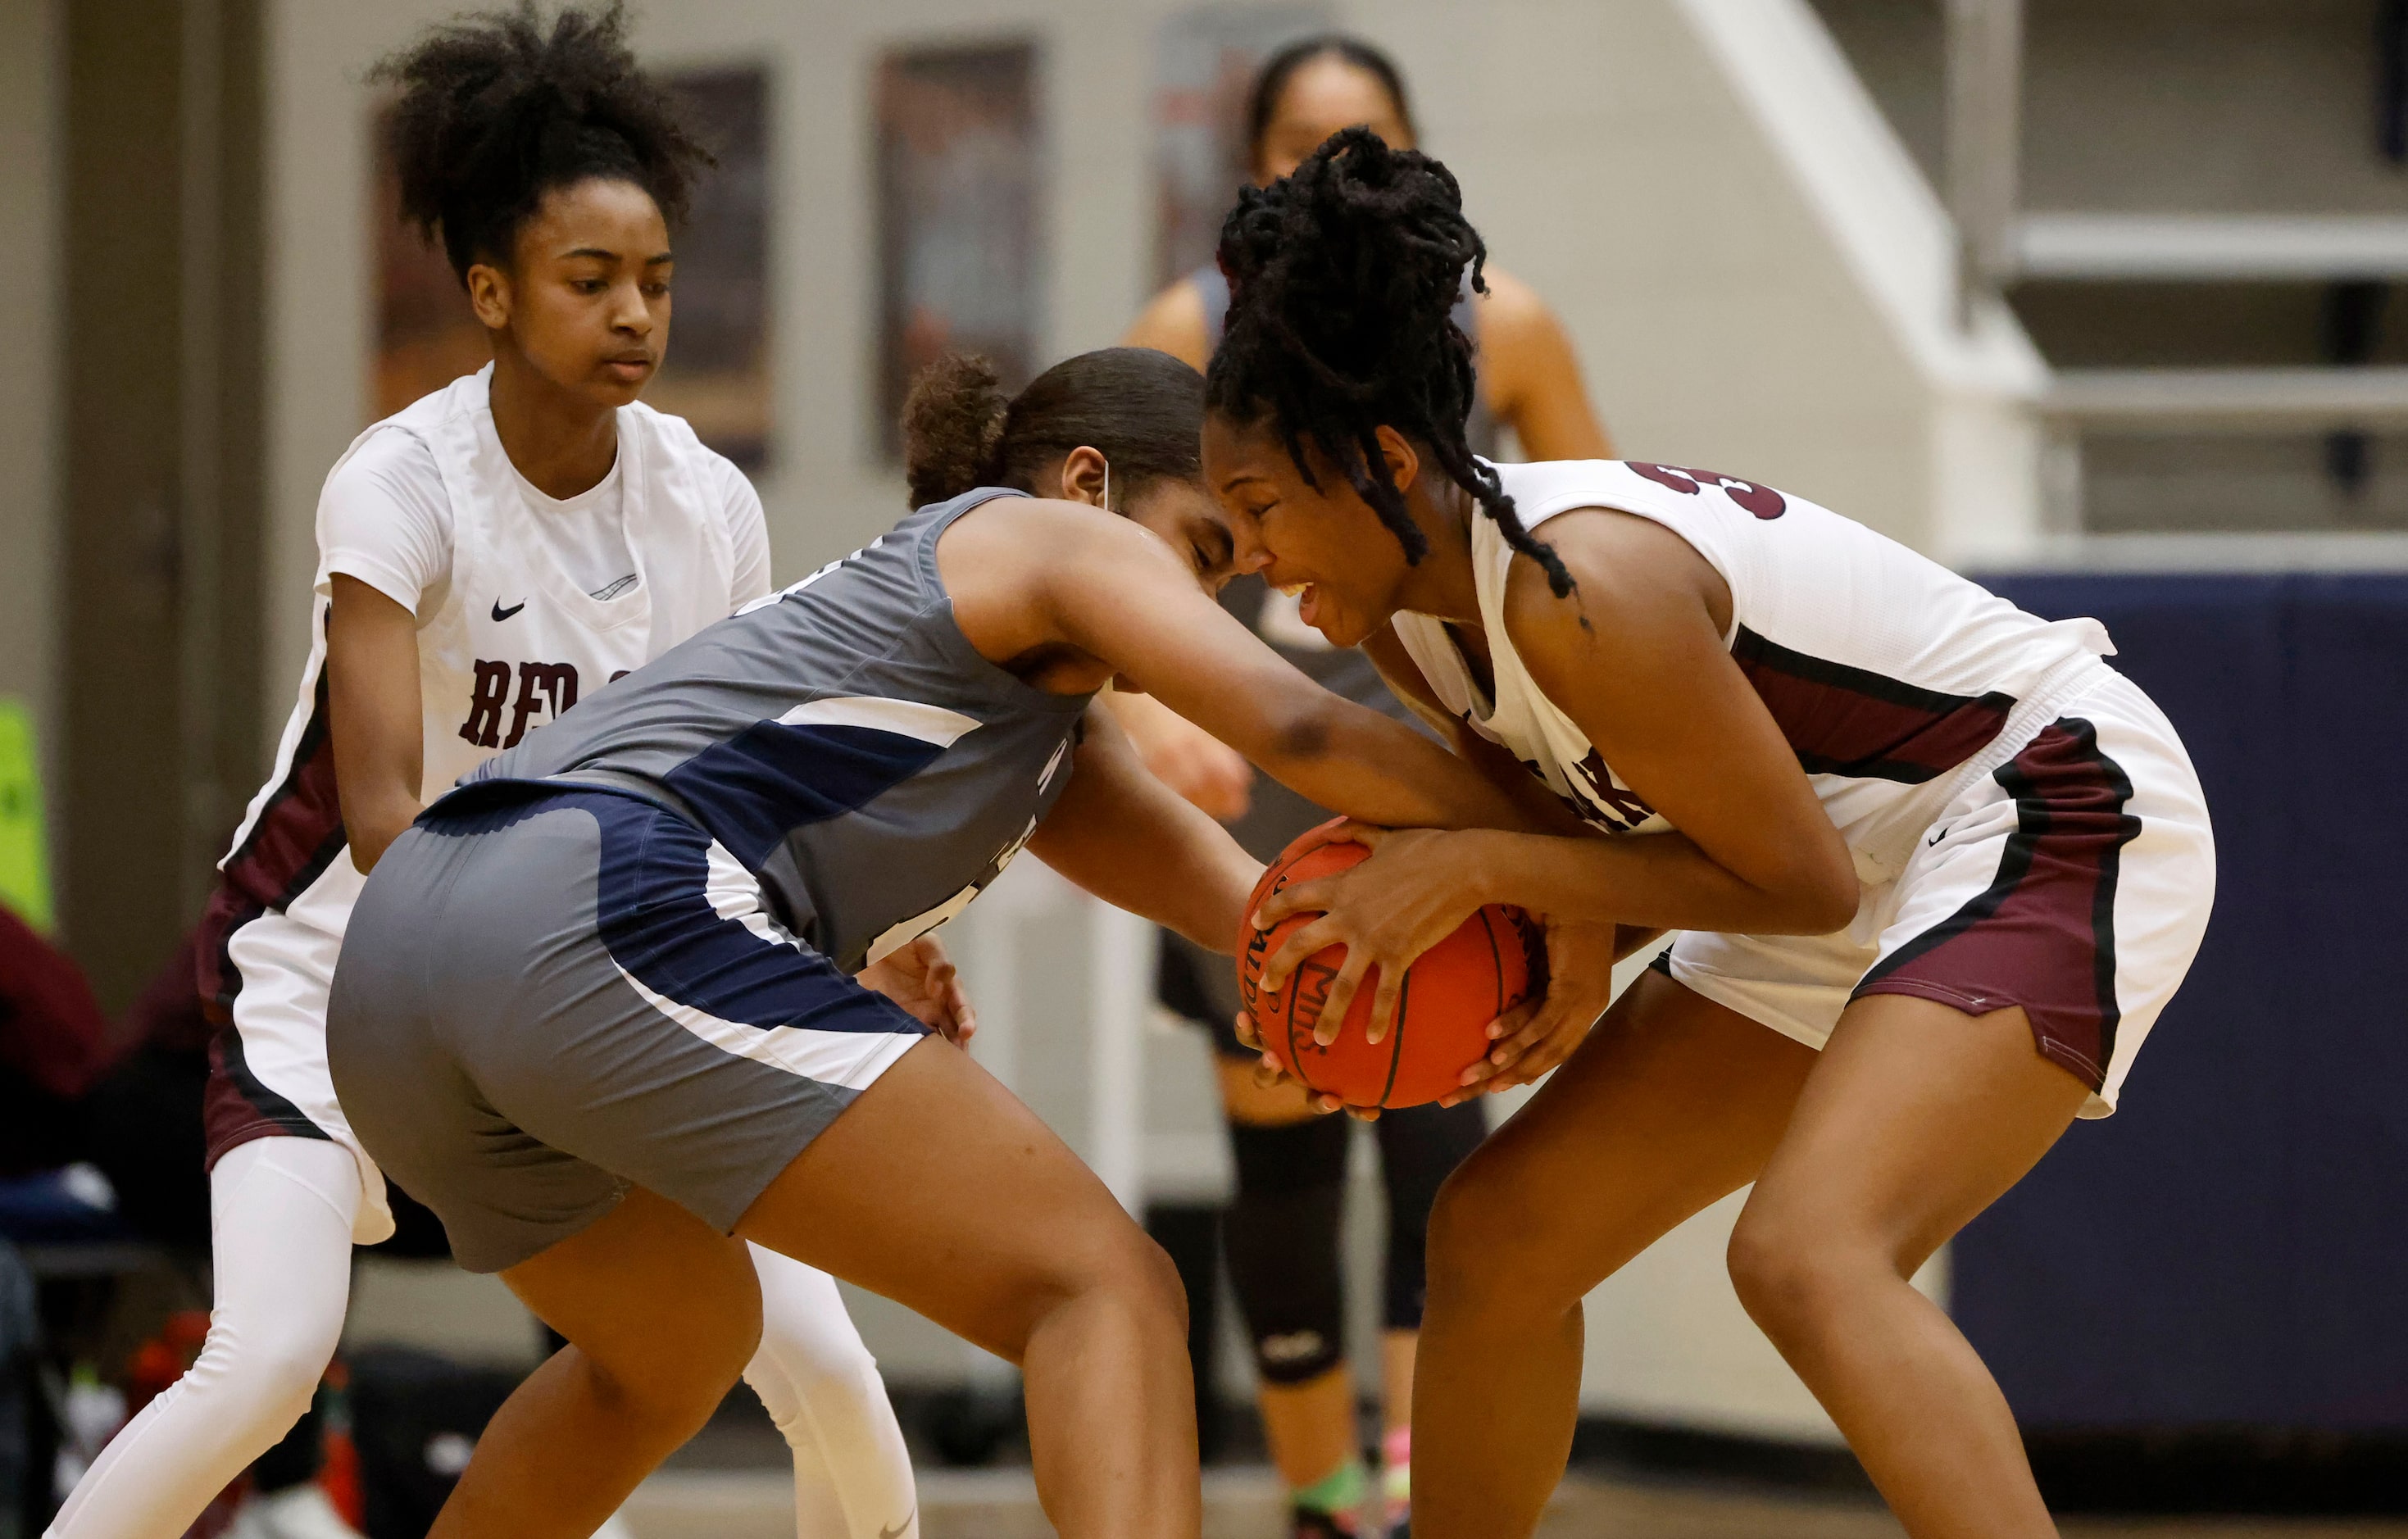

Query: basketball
[1236,819,1546,1109]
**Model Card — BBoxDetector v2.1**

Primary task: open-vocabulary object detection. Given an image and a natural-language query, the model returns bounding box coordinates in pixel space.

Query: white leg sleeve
[47,1137,360,1539]
[742,1243,918,1539]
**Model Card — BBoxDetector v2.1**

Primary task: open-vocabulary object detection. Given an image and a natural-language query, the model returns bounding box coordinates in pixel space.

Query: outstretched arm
[1035,514,1530,838]
[1025,701,1262,951]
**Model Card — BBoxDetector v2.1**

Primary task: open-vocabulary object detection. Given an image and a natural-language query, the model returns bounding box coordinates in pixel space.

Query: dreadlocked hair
[372,2,712,284]
[902,347,1206,508]
[1205,126,1575,597]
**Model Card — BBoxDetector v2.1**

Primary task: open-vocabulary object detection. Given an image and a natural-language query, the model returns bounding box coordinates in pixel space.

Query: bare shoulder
[1121,278,1214,370]
[1497,507,1732,671]
[944,495,1181,580]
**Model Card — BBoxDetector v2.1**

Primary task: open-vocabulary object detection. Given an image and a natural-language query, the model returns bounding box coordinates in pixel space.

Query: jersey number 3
[1628,462,1787,520]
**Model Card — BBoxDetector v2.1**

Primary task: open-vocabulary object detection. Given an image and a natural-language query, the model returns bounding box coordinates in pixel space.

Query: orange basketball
[1236,819,1545,1109]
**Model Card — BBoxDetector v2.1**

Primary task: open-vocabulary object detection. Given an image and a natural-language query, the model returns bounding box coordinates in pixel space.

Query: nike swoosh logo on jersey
[492,599,527,621]
[1927,826,1947,847]
[879,1509,915,1539]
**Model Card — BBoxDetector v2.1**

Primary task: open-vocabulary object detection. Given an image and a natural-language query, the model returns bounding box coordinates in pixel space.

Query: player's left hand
[856,935,977,1045]
[1231,1009,1378,1119]
[1444,917,1617,1101]
[1252,823,1493,1051]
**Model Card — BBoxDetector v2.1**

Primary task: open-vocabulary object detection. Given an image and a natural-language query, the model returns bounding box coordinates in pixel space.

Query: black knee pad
[1375,1100,1488,1332]
[1221,1115,1352,1385]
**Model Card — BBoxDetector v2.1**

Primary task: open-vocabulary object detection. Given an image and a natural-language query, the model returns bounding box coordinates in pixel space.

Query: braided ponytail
[1206,126,1576,597]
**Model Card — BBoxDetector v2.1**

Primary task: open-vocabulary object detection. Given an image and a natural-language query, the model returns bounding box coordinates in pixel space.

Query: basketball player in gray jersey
[325,347,1533,1537]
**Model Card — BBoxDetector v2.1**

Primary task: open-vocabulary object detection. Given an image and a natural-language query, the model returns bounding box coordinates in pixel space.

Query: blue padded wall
[1957,572,2408,1430]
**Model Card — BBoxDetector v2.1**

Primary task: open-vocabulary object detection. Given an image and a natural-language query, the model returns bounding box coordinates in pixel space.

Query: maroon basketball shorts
[1661,667,2213,1116]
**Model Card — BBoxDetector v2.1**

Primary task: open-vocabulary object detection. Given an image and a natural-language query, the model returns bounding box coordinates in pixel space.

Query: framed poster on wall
[1152,2,1332,289]
[872,39,1044,461]
[371,65,773,469]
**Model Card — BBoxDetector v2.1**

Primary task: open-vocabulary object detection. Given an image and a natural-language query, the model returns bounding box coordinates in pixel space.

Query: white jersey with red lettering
[195,365,761,1237]
[1392,460,2213,1116]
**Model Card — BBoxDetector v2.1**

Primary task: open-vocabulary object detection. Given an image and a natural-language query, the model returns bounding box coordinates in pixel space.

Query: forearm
[325,574,427,877]
[1027,706,1264,950]
[1455,828,1856,937]
[1255,700,1534,836]
[1031,798,1259,951]
[342,787,423,874]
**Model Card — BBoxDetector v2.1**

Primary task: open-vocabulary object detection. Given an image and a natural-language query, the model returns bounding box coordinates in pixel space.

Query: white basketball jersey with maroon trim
[1391,459,2116,880]
[195,370,744,1239]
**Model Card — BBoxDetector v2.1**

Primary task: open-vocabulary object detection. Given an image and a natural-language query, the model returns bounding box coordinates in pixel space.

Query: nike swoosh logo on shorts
[492,599,527,621]
[879,1509,915,1539]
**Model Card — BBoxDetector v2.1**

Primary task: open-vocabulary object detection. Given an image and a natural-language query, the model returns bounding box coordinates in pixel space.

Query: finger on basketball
[1312,951,1371,1046]
[1260,915,1343,992]
[1231,1010,1263,1052]
[1254,874,1339,929]
[1489,1005,1560,1067]
[1364,969,1402,1046]
[1325,821,1388,851]
[1485,999,1538,1043]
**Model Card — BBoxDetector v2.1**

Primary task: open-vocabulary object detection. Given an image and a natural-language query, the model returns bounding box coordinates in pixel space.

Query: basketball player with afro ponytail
[1214,129,2214,1537]
[1124,47,1613,1539]
[48,8,915,1539]
[1208,128,1575,598]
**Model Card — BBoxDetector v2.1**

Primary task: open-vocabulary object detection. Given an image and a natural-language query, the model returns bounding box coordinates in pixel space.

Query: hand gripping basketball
[1237,819,1544,1109]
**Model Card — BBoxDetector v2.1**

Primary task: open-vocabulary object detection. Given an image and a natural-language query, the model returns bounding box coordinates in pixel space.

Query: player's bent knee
[588,1321,759,1437]
[984,1221,1187,1364]
[745,1348,879,1439]
[1724,1206,1880,1337]
[1424,1154,1560,1311]
[1111,1229,1191,1334]
[1070,1228,1189,1336]
[189,1303,344,1425]
[583,1294,764,1431]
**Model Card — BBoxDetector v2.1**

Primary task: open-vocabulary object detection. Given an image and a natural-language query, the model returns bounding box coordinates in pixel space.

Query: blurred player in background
[1122,35,1611,1539]
[46,9,919,1538]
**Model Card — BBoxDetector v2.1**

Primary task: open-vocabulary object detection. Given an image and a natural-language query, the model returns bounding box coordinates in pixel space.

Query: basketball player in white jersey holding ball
[48,9,921,1539]
[1209,132,2215,1539]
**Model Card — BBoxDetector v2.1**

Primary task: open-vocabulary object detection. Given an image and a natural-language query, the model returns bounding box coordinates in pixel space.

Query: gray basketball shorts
[327,786,927,1273]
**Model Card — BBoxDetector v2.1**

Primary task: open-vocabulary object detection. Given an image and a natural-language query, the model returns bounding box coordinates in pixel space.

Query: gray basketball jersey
[453,488,1091,973]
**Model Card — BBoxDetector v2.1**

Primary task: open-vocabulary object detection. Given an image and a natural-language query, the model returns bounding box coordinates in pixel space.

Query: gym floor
[618,1468,2408,1539]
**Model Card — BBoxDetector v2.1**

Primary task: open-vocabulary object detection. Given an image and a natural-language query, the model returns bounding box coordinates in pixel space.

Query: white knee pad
[191,1139,358,1420]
